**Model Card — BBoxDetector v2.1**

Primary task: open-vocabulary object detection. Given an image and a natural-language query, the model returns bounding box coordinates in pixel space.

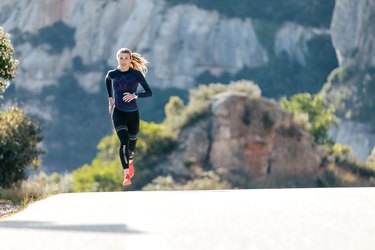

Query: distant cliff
[325,0,375,160]
[331,0,375,68]
[1,0,336,92]
[2,0,269,91]
[1,0,338,171]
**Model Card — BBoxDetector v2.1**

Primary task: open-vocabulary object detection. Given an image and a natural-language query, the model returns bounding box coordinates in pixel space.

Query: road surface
[1,188,375,250]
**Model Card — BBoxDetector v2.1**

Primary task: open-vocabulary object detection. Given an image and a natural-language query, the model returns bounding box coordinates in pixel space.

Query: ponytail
[116,48,148,76]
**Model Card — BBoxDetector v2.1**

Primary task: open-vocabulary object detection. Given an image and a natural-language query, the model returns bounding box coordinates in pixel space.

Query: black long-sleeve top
[105,68,152,112]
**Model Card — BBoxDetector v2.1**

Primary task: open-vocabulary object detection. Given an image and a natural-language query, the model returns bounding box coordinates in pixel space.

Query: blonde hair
[116,48,148,75]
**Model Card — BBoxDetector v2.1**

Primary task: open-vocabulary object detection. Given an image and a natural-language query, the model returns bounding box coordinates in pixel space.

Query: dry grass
[0,171,73,219]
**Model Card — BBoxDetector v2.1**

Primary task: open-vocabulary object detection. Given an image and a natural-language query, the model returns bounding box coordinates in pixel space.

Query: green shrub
[323,143,352,163]
[320,143,375,183]
[72,121,176,191]
[0,27,18,95]
[164,80,261,130]
[281,93,338,144]
[72,160,122,192]
[0,107,43,188]
[142,171,232,191]
[164,83,227,130]
[0,171,72,204]
[228,80,261,100]
[164,96,186,130]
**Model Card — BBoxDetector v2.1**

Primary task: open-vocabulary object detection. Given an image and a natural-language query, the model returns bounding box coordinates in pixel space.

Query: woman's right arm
[106,73,114,113]
[108,97,114,113]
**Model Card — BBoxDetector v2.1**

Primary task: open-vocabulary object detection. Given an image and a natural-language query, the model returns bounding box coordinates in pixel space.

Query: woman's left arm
[134,71,152,98]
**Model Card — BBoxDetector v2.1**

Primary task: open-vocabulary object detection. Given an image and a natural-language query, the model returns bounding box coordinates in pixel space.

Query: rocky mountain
[157,91,323,188]
[1,0,269,91]
[331,0,375,68]
[324,0,375,160]
[0,0,343,172]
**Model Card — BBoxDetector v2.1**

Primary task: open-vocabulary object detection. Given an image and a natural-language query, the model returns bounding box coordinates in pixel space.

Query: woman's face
[117,52,131,68]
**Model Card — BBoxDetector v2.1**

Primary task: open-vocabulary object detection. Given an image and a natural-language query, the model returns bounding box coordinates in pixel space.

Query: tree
[0,27,43,188]
[164,96,185,131]
[281,93,338,144]
[0,107,43,188]
[0,27,18,97]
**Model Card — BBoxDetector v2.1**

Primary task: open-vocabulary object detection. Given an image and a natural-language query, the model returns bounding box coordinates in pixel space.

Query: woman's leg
[126,110,140,161]
[117,129,129,169]
[112,108,130,170]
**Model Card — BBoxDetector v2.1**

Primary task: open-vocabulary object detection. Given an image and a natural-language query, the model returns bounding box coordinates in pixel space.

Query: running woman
[105,48,152,186]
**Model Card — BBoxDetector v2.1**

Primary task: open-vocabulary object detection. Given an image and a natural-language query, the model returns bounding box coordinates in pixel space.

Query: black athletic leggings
[111,107,139,169]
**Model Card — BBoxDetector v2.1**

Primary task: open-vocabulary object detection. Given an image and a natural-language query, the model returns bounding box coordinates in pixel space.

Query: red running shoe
[129,161,135,178]
[122,174,132,186]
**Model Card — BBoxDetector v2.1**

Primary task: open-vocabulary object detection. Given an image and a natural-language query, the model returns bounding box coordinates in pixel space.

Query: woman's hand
[123,92,137,102]
[108,97,114,113]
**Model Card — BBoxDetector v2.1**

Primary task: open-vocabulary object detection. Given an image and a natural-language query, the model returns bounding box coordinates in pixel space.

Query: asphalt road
[1,188,375,250]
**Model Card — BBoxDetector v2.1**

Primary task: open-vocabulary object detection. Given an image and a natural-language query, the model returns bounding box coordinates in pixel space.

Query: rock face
[158,93,323,188]
[275,22,329,66]
[329,121,375,161]
[1,0,332,92]
[328,0,375,159]
[2,0,268,91]
[331,0,375,68]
